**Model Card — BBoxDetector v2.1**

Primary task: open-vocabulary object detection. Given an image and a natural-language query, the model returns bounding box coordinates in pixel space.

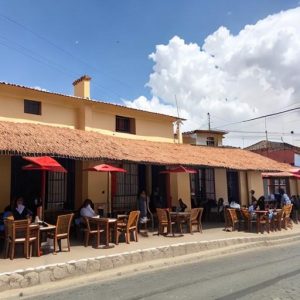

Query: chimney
[73,75,91,99]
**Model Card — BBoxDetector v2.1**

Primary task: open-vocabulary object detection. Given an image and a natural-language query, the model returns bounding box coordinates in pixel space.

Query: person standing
[250,190,257,203]
[279,188,291,206]
[138,190,148,223]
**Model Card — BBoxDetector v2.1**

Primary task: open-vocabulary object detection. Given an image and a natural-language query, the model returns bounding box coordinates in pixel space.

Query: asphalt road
[28,241,300,300]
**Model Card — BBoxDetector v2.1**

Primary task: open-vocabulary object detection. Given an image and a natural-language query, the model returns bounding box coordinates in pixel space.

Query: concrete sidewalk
[1,223,300,291]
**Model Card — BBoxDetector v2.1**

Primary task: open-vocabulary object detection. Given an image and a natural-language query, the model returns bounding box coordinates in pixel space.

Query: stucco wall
[0,90,77,128]
[89,107,175,143]
[215,168,228,203]
[247,171,264,199]
[81,161,109,212]
[0,156,11,211]
[0,85,176,143]
[239,171,248,206]
[169,173,191,210]
[289,178,298,196]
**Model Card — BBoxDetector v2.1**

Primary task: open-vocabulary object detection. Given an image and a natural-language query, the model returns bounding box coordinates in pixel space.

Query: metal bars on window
[112,163,138,212]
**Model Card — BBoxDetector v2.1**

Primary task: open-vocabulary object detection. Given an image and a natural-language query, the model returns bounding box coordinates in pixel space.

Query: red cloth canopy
[22,156,67,173]
[160,165,197,174]
[84,164,127,173]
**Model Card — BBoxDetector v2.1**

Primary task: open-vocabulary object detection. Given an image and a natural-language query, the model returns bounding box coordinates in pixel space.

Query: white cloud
[32,86,48,92]
[124,7,300,147]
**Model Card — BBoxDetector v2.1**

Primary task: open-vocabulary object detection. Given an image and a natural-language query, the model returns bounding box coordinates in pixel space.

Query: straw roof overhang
[0,120,290,172]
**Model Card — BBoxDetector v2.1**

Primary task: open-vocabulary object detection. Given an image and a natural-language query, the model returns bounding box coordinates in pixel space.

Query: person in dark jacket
[13,196,32,220]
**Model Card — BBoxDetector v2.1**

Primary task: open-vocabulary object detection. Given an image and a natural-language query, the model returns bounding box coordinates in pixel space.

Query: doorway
[227,171,240,203]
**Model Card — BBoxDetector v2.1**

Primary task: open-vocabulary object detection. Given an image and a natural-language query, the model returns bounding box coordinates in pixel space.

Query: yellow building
[0,76,291,219]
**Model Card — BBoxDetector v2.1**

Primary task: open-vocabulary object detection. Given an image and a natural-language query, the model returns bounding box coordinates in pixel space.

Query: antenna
[207,112,211,130]
[174,95,183,144]
[175,95,180,119]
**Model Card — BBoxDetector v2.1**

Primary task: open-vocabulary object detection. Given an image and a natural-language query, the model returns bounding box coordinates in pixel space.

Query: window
[24,99,41,115]
[206,136,215,146]
[116,116,135,134]
[266,178,289,195]
[112,163,138,212]
[190,168,215,206]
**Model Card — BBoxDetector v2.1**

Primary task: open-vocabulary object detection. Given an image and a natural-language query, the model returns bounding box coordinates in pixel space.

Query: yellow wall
[297,180,300,196]
[0,89,78,129]
[238,171,248,206]
[0,156,11,211]
[0,84,176,143]
[88,107,175,142]
[170,173,191,210]
[215,168,228,203]
[247,171,264,199]
[81,160,109,212]
[289,178,298,196]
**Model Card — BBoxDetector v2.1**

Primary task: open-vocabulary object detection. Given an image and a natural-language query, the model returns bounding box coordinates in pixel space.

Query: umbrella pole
[107,172,110,216]
[41,170,46,220]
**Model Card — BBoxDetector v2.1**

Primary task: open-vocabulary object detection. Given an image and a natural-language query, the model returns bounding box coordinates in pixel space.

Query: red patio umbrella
[22,156,67,219]
[83,164,127,215]
[160,166,197,174]
[160,166,197,208]
[262,171,300,180]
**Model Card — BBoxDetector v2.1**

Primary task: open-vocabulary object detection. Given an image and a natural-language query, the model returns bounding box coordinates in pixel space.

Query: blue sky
[0,0,299,105]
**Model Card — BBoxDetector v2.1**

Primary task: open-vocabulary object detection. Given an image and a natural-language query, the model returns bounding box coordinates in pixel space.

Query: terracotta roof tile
[0,120,290,172]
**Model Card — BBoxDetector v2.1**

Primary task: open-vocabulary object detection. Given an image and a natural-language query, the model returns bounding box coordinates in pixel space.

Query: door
[227,171,240,203]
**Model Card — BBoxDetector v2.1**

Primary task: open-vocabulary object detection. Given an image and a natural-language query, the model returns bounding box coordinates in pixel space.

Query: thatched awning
[0,120,290,172]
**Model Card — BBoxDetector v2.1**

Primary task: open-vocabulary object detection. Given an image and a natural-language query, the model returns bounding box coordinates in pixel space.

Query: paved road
[29,241,300,300]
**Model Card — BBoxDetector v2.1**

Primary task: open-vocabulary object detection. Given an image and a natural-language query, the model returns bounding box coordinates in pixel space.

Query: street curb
[0,232,299,291]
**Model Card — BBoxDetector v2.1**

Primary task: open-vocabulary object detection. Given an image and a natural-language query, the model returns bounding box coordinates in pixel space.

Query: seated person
[257,196,266,210]
[248,200,257,219]
[80,199,97,218]
[13,197,32,220]
[177,198,187,212]
[248,200,257,213]
[0,205,13,232]
[229,200,240,209]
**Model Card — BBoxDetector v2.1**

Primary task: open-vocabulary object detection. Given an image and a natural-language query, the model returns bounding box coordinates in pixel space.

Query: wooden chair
[271,209,285,231]
[47,213,74,252]
[226,209,242,231]
[189,208,203,233]
[256,213,271,234]
[116,211,140,244]
[156,208,175,236]
[240,208,256,232]
[83,217,104,247]
[4,218,39,260]
[283,204,293,230]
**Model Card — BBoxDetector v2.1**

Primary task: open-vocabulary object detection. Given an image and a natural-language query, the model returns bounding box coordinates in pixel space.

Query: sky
[1,0,300,147]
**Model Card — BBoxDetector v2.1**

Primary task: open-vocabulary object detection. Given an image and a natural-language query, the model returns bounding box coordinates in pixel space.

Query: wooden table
[91,217,118,248]
[31,222,56,255]
[169,212,191,234]
[254,210,270,233]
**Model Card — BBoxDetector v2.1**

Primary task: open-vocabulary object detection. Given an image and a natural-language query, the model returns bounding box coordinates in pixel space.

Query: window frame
[24,99,42,115]
[267,177,290,195]
[115,115,136,134]
[206,136,215,146]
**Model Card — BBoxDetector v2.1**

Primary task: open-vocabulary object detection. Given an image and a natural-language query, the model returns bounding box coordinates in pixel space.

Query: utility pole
[264,117,268,142]
[265,117,269,157]
[207,112,211,130]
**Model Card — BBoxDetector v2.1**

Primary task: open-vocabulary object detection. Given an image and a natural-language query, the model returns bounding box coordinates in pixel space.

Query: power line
[0,12,143,98]
[213,105,300,130]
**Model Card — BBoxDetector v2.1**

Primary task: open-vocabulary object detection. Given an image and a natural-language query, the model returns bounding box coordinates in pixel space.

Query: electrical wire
[0,12,144,98]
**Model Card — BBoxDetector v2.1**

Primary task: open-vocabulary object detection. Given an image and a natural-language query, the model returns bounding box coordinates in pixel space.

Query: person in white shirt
[80,199,97,218]
[230,200,240,209]
[279,189,291,206]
